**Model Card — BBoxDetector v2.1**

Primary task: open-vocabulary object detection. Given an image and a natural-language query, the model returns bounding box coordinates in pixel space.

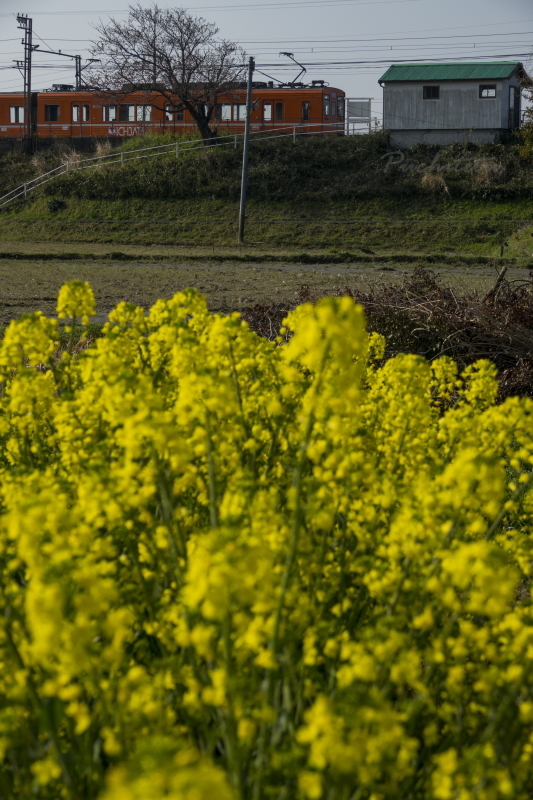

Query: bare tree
[87,4,246,144]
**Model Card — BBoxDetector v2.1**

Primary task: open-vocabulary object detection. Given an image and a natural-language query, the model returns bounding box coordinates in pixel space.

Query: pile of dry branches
[241,269,533,400]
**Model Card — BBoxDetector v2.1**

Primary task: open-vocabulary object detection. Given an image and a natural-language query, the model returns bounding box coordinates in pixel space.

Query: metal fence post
[175,142,179,158]
[121,152,124,166]
[234,134,237,150]
[23,183,27,199]
[293,126,296,144]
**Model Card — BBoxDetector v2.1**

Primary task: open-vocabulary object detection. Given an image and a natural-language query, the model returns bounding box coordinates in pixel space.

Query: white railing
[0,123,346,210]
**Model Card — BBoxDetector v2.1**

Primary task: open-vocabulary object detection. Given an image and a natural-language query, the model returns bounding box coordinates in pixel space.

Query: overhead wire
[1,38,529,61]
[250,44,533,56]
[0,0,427,17]
[240,30,533,45]
[0,56,529,89]
[33,30,55,51]
[0,68,76,88]
[256,52,533,66]
[37,31,533,43]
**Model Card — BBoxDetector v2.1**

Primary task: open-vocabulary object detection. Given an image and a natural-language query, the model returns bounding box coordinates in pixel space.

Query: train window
[275,102,283,121]
[338,98,345,117]
[45,105,60,122]
[120,104,135,121]
[323,95,330,116]
[479,85,497,98]
[165,104,173,121]
[83,105,90,122]
[233,104,246,121]
[263,102,272,122]
[72,105,79,122]
[176,106,184,121]
[331,102,337,117]
[215,104,232,121]
[9,106,24,124]
[302,102,310,121]
[45,105,59,122]
[103,105,116,122]
[136,104,152,121]
[423,86,440,100]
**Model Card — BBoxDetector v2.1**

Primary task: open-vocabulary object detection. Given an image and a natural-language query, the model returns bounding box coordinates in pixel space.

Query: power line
[239,30,533,45]
[4,32,530,58]
[0,0,425,16]
[250,43,533,55]
[2,22,532,42]
[0,68,76,86]
[3,40,530,60]
[20,30,533,44]
[256,53,533,67]
[33,38,94,42]
[0,10,129,16]
[33,29,55,52]
[0,52,529,83]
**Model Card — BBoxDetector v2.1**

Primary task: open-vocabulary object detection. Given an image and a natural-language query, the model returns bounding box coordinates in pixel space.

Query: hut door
[509,86,520,129]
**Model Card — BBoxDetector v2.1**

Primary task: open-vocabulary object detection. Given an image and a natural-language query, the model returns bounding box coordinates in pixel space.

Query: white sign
[346,97,373,135]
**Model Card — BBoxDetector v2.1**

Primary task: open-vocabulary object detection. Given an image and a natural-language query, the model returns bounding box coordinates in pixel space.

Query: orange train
[0,83,346,139]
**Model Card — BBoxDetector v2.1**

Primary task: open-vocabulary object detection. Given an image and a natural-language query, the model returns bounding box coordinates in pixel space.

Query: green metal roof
[379,61,523,83]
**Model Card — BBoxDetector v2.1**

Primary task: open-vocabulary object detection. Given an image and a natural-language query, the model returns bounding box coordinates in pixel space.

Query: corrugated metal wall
[383,78,521,132]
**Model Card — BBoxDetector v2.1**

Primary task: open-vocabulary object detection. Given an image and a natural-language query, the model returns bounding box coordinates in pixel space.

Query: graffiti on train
[108,126,141,137]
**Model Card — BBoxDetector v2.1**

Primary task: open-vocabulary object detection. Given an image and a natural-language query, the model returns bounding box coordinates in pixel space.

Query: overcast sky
[0,0,531,124]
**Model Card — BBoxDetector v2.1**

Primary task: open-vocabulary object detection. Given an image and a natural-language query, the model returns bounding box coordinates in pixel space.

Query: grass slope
[0,133,532,259]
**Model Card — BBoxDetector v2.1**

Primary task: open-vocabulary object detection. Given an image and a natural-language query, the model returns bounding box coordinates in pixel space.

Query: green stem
[67,315,76,357]
[205,420,219,529]
[222,613,243,795]
[484,473,533,541]
[157,469,186,564]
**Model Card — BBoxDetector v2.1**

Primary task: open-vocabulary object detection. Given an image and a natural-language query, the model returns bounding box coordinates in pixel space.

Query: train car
[0,92,28,137]
[0,83,346,140]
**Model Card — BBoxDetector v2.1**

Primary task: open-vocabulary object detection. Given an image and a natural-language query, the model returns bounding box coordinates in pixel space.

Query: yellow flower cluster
[1,282,533,800]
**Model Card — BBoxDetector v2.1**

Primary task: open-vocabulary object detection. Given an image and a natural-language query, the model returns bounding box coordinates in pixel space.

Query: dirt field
[0,254,525,325]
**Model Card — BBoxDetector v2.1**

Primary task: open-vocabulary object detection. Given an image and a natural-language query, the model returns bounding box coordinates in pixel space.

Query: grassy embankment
[0,132,532,261]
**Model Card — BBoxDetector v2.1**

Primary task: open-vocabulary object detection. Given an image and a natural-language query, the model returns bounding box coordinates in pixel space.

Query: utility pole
[75,55,82,91]
[16,15,36,144]
[238,56,255,245]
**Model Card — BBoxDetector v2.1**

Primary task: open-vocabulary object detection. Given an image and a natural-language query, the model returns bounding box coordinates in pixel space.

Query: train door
[300,97,316,133]
[30,92,38,135]
[83,103,90,137]
[165,104,175,133]
[72,102,82,137]
[44,102,61,137]
[302,100,310,128]
[322,92,330,132]
[71,102,91,137]
[262,99,272,130]
[232,101,246,129]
